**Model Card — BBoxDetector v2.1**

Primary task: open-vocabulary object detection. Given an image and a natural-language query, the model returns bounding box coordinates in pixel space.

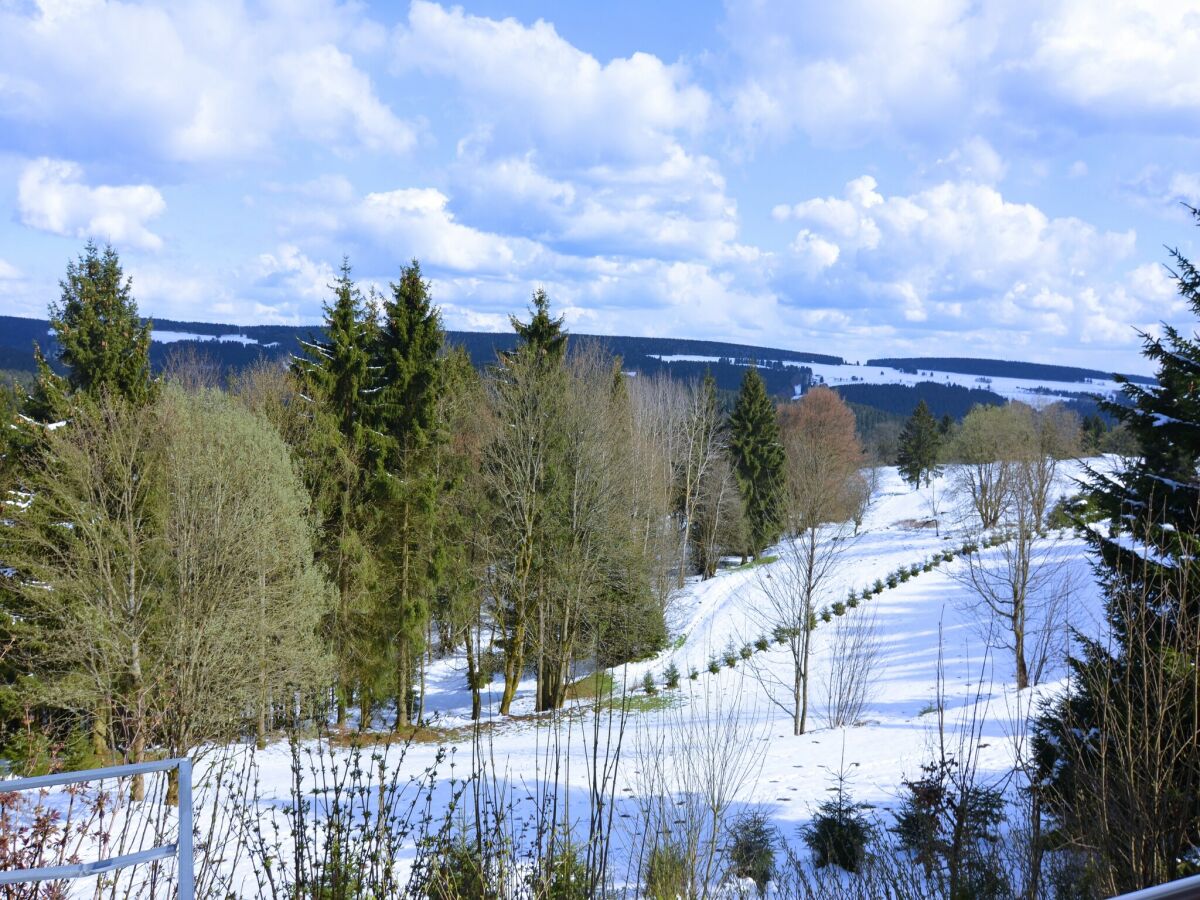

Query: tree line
[0,243,861,778]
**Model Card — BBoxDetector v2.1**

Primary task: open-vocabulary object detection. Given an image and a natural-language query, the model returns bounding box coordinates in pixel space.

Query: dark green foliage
[886,573,898,589]
[896,400,943,487]
[31,243,154,417]
[723,646,738,668]
[873,578,885,594]
[689,667,700,681]
[510,287,567,365]
[831,601,846,617]
[371,260,446,724]
[1033,207,1200,893]
[642,672,658,696]
[819,607,832,623]
[729,366,786,556]
[755,635,770,652]
[728,813,777,895]
[663,663,680,689]
[708,657,722,674]
[893,758,1005,899]
[835,381,1005,421]
[802,771,875,873]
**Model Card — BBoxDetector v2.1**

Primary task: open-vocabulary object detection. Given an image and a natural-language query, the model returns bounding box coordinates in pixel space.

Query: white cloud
[394,1,709,164]
[354,186,547,273]
[0,0,414,164]
[723,0,1200,146]
[1027,0,1200,118]
[18,157,166,250]
[772,175,1152,353]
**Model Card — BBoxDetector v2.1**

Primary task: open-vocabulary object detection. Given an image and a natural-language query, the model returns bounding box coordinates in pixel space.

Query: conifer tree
[1034,207,1200,892]
[510,288,567,365]
[30,242,154,417]
[291,259,379,726]
[372,260,445,727]
[897,400,942,488]
[729,365,785,557]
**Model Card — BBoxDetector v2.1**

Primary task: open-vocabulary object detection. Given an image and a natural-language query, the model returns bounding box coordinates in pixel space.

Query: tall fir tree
[1034,207,1200,892]
[896,400,942,488]
[371,260,445,727]
[30,242,154,417]
[729,365,785,557]
[291,258,380,727]
[509,288,567,365]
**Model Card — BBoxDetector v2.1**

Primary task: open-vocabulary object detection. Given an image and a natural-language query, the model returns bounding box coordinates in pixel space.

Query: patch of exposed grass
[564,671,616,701]
[732,554,779,572]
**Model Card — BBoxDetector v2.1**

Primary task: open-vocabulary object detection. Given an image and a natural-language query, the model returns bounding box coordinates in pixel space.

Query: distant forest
[0,313,1137,422]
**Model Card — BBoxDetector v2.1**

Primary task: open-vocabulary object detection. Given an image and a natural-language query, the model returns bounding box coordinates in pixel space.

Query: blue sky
[2,0,1198,372]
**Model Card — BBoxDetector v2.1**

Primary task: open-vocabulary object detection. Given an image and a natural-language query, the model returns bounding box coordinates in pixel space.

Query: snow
[152,330,259,346]
[31,461,1109,896]
[648,354,1124,408]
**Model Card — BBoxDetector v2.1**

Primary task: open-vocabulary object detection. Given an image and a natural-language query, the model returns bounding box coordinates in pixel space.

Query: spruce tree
[510,287,567,365]
[1033,207,1200,892]
[896,400,942,488]
[291,259,379,727]
[31,242,154,416]
[729,365,785,557]
[372,260,445,727]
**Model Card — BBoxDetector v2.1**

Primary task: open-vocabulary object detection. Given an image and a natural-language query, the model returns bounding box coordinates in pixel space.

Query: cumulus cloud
[723,0,1200,146]
[393,1,709,164]
[772,175,1156,354]
[18,158,166,250]
[0,0,414,164]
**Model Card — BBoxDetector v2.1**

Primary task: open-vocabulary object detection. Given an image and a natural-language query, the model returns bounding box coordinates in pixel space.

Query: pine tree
[291,259,380,727]
[1033,209,1200,893]
[729,365,785,557]
[372,260,445,727]
[510,288,567,365]
[897,400,942,488]
[30,242,154,416]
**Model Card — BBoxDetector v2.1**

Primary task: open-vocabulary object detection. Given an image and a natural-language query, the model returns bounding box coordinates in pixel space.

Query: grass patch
[732,554,779,572]
[564,671,616,701]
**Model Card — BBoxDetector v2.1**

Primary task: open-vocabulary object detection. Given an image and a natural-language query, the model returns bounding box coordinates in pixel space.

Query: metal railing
[1115,873,1200,899]
[0,757,193,898]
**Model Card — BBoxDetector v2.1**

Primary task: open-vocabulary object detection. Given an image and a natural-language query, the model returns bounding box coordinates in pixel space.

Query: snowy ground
[34,461,1111,896]
[650,354,1122,407]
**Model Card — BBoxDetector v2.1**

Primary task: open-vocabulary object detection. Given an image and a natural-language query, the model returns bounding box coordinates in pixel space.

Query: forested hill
[0,314,836,397]
[867,356,1156,386]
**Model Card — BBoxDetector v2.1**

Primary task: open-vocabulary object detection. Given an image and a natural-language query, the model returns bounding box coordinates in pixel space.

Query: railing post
[176,758,194,900]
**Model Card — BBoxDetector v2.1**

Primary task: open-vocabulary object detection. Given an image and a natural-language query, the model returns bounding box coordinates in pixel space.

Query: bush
[922,561,933,573]
[820,607,832,623]
[755,635,770,652]
[427,837,492,900]
[831,601,846,617]
[898,569,911,583]
[642,672,658,696]
[728,813,777,895]
[910,563,922,577]
[847,589,858,607]
[529,840,588,900]
[873,578,885,594]
[708,657,722,674]
[942,550,954,562]
[773,626,790,645]
[689,666,700,681]
[663,662,680,689]
[886,573,899,589]
[802,772,875,874]
[893,757,1006,899]
[740,645,753,660]
[644,842,689,900]
[723,646,739,668]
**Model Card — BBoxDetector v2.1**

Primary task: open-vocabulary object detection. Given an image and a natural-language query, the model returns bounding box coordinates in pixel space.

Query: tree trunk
[91,699,109,759]
[465,625,482,721]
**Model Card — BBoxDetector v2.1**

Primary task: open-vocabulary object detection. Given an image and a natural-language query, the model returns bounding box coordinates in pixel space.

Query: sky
[1,0,1198,372]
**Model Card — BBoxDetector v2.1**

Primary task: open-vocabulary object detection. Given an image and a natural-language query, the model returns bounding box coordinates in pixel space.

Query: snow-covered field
[651,354,1122,407]
[36,462,1110,896]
